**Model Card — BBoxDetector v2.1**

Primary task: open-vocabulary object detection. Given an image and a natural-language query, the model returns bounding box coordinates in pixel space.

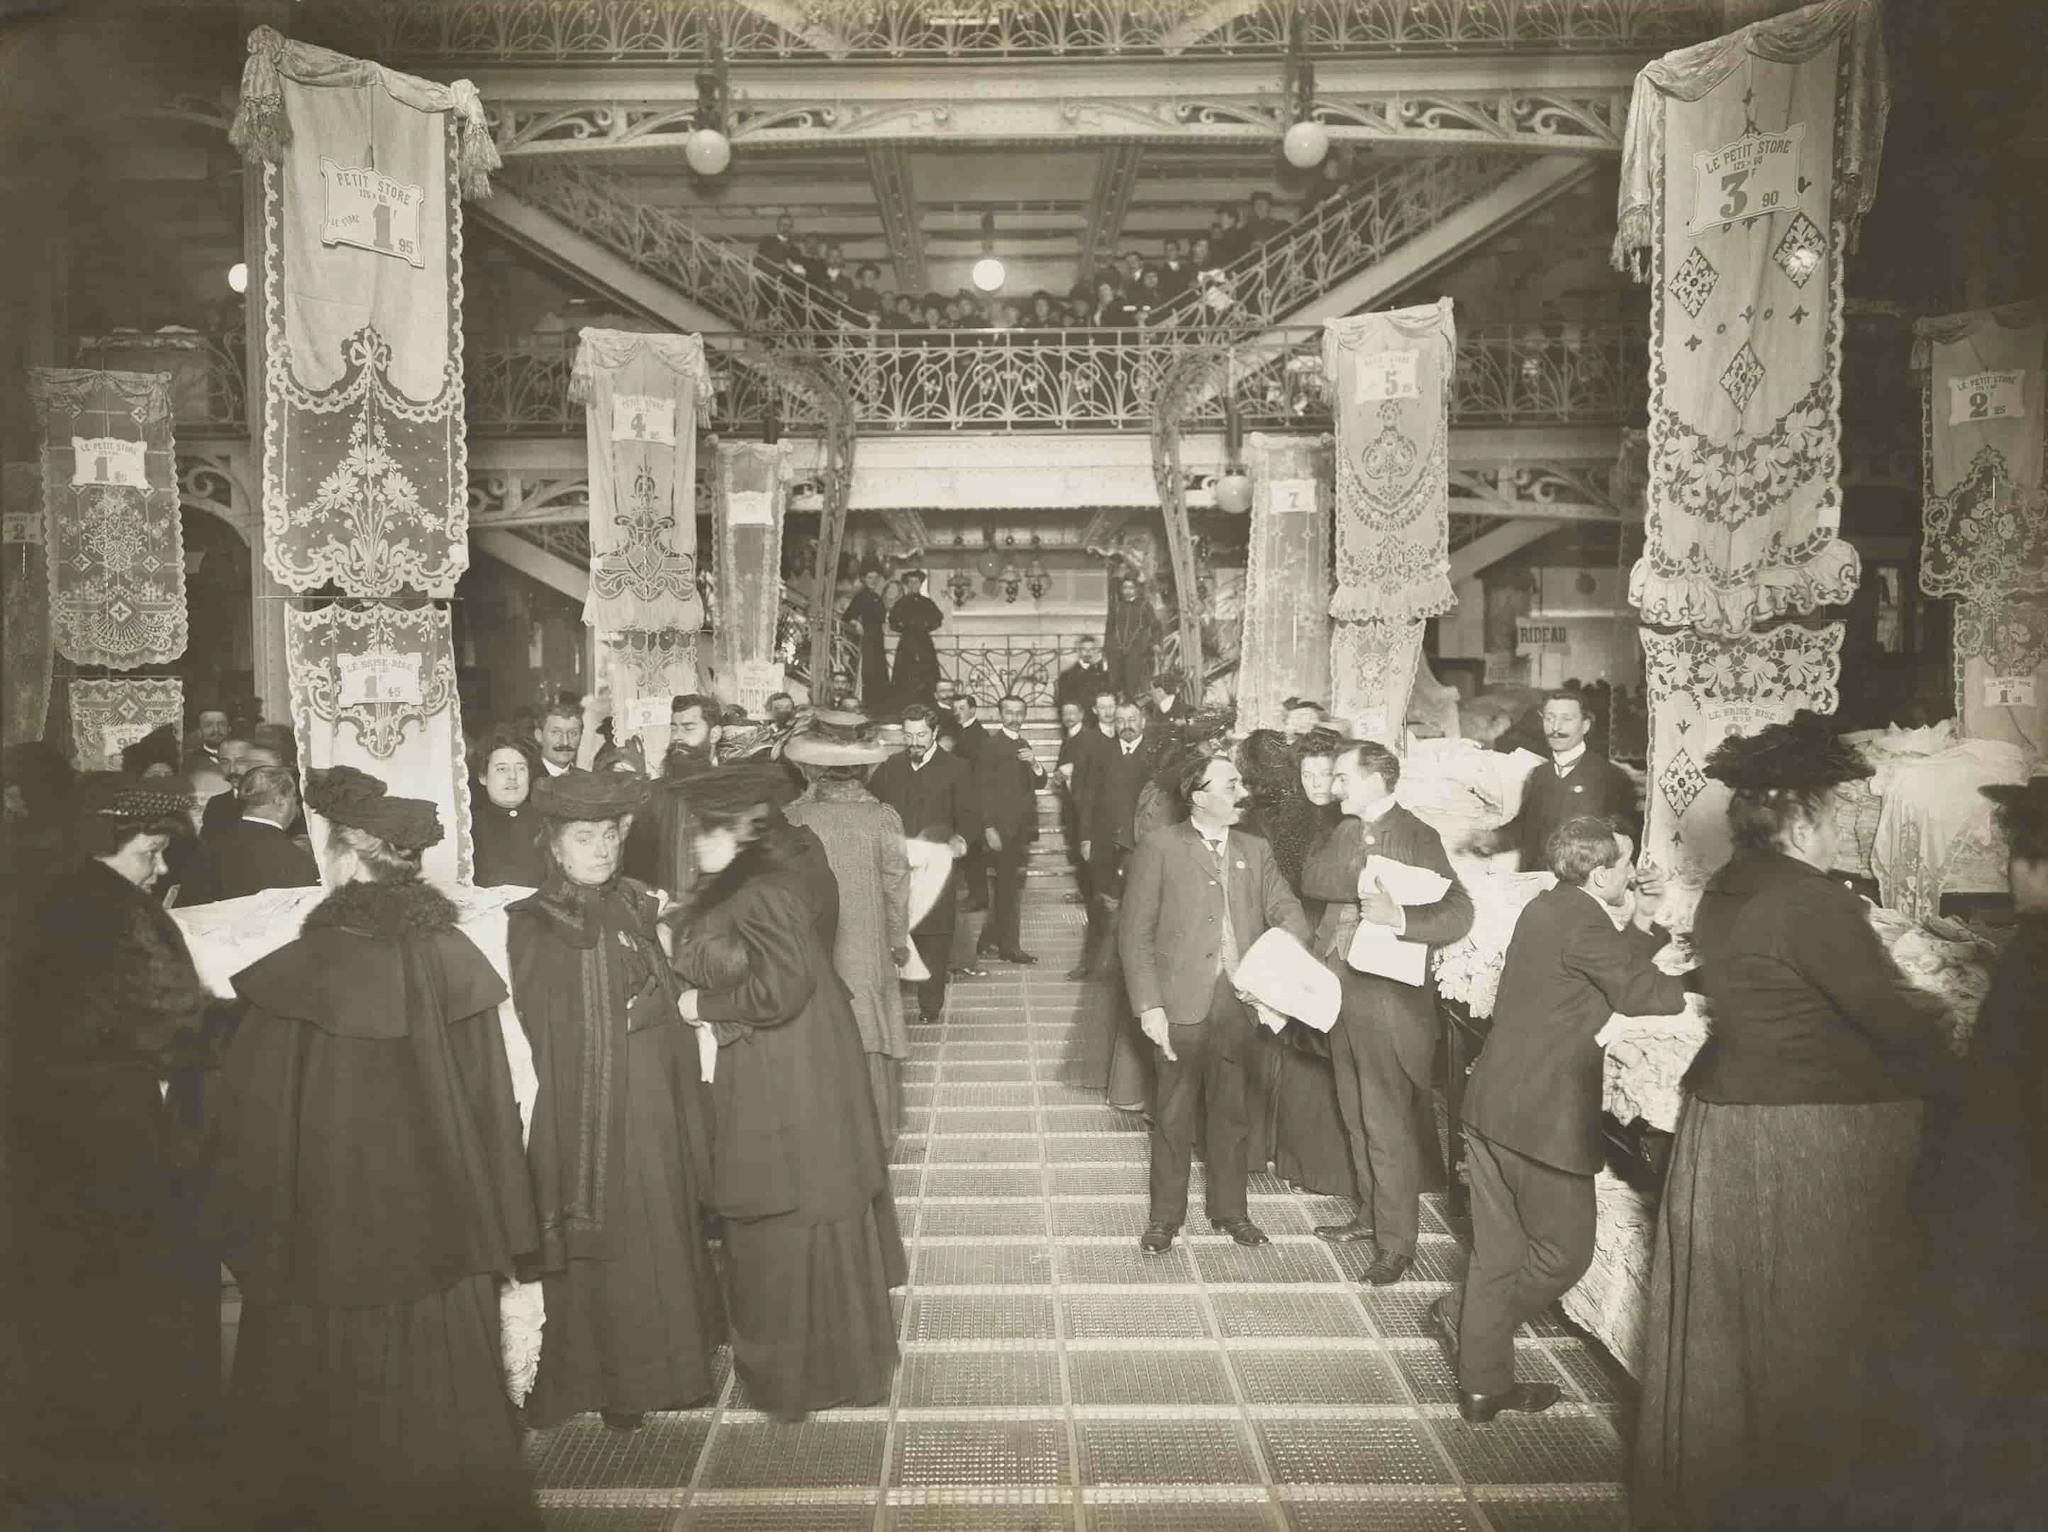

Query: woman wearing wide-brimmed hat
[783,711,914,1147]
[506,768,724,1433]
[204,766,539,1529]
[664,762,908,1419]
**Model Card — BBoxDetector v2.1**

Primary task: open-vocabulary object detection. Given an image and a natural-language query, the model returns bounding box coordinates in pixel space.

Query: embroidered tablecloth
[70,677,183,773]
[27,369,188,668]
[285,601,472,885]
[1323,299,1456,626]
[1639,622,1843,885]
[231,25,496,597]
[596,628,701,769]
[1237,433,1333,732]
[1614,0,1885,634]
[572,329,713,635]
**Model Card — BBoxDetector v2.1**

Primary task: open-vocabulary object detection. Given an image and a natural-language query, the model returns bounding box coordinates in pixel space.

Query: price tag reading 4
[1949,370,2027,426]
[1982,675,2037,709]
[1688,124,1808,236]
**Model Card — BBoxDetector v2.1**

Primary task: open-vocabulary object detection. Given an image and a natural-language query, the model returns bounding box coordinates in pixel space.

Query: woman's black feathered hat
[304,765,444,852]
[529,767,649,822]
[1699,710,1872,792]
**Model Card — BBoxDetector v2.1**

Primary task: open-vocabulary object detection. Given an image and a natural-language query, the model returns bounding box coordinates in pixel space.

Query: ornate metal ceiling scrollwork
[1149,345,1243,700]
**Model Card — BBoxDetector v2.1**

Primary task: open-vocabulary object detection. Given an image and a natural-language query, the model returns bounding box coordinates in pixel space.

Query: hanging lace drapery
[1323,299,1456,626]
[1912,298,2046,747]
[3,462,54,743]
[285,601,472,886]
[571,328,713,635]
[1237,433,1333,732]
[27,368,188,668]
[708,440,790,701]
[1613,0,1885,635]
[1639,621,1843,887]
[595,628,701,770]
[1330,618,1425,746]
[70,677,184,773]
[231,25,496,597]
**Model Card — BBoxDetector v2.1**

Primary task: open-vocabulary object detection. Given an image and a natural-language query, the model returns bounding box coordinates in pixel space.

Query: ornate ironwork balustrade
[310,0,1716,63]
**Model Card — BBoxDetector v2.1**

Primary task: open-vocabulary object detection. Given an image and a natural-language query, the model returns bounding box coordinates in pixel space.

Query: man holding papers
[1299,740,1474,1285]
[1435,818,1685,1422]
[1120,753,1309,1255]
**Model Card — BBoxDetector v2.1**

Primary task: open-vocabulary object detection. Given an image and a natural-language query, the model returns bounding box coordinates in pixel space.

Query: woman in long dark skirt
[1632,715,1950,1532]
[665,764,908,1419]
[204,767,539,1530]
[508,769,724,1430]
[9,775,220,1525]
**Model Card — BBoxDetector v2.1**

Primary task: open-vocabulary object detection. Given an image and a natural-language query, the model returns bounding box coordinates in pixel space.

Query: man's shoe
[1359,1248,1414,1286]
[950,963,989,978]
[600,1410,645,1432]
[1000,950,1038,965]
[1312,1217,1374,1244]
[1457,1380,1561,1425]
[1210,1217,1270,1247]
[976,942,1000,959]
[1065,963,1092,980]
[917,1011,942,1025]
[1427,1295,1460,1364]
[1139,1222,1178,1255]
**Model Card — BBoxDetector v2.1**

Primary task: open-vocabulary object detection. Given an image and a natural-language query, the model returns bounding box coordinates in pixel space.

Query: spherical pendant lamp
[685,127,732,176]
[972,256,1006,293]
[1283,119,1330,169]
[1214,470,1254,515]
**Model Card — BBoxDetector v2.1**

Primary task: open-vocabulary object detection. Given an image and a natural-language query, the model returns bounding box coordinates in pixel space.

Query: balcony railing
[85,323,1649,437]
[312,0,1717,63]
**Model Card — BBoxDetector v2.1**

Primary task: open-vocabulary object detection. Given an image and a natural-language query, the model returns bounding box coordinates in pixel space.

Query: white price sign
[617,695,671,731]
[1353,350,1420,403]
[611,394,677,445]
[1948,369,2027,425]
[318,159,427,267]
[1687,124,1809,235]
[727,490,774,526]
[336,652,424,706]
[1516,622,1568,650]
[1982,675,2037,708]
[2,510,43,544]
[1702,700,1778,738]
[71,436,148,488]
[735,659,786,717]
[1268,479,1315,515]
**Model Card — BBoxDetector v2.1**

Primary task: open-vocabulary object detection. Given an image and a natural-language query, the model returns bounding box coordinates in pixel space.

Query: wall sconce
[1001,562,1022,603]
[946,566,975,606]
[1026,555,1051,601]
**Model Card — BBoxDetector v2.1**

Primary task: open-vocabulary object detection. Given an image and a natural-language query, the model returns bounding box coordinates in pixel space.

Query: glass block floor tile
[915,1243,1056,1287]
[1075,1419,1259,1486]
[1471,1487,1630,1531]
[1044,1135,1151,1163]
[1394,1341,1564,1408]
[1209,1290,1371,1340]
[1280,1498,1482,1531]
[1047,1163,1153,1197]
[917,1201,1051,1239]
[1255,1417,1453,1486]
[1048,1199,1151,1238]
[526,1413,711,1491]
[925,1136,1043,1164]
[1067,1348,1236,1406]
[884,1505,1077,1531]
[903,1292,1058,1344]
[686,1506,878,1532]
[1323,1238,1463,1286]
[698,1419,891,1489]
[1361,1288,1460,1340]
[924,1167,1046,1198]
[1055,1243,1197,1286]
[900,1349,1063,1408]
[891,1419,1070,1488]
[928,1108,1041,1135]
[1061,1291,1211,1340]
[1539,1340,1634,1407]
[1192,1241,1342,1285]
[1230,1346,1409,1406]
[538,1506,676,1532]
[1087,1505,1275,1532]
[1426,1412,1625,1486]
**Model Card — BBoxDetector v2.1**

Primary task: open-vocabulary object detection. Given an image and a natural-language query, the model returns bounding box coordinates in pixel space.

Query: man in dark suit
[179,764,318,906]
[1055,635,1112,715]
[1075,699,1150,975]
[1059,690,1119,970]
[948,693,993,911]
[1299,740,1475,1285]
[868,703,984,1021]
[1121,752,1310,1254]
[1496,691,1639,868]
[974,695,1046,965]
[1437,819,1686,1422]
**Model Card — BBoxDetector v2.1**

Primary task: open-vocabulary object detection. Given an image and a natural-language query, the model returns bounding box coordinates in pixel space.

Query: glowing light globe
[1215,471,1253,514]
[1283,119,1330,169]
[685,128,732,176]
[226,262,249,294]
[972,256,1006,293]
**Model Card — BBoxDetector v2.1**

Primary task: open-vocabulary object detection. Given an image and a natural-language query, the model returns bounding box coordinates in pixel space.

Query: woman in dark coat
[9,775,220,1525]
[1632,715,1950,1532]
[469,727,547,887]
[844,563,892,709]
[888,569,944,707]
[666,763,908,1419]
[1103,574,1162,704]
[508,769,724,1431]
[204,767,539,1530]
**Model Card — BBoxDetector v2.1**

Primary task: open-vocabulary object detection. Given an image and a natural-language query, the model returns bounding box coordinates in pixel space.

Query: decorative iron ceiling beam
[1158,1,1265,54]
[864,147,927,292]
[736,0,847,57]
[1077,144,1146,288]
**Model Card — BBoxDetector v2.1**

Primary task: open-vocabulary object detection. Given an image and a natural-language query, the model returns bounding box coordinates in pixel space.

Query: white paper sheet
[1231,927,1341,1033]
[1344,854,1450,985]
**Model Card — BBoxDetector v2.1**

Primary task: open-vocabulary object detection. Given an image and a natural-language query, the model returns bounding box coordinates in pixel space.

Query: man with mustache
[1120,753,1309,1255]
[1494,691,1639,871]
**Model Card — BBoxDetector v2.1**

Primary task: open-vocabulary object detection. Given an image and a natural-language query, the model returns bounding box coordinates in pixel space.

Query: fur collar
[301,876,458,938]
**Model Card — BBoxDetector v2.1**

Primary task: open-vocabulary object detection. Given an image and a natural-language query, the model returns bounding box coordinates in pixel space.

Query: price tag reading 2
[1948,370,2027,426]
[1688,124,1808,236]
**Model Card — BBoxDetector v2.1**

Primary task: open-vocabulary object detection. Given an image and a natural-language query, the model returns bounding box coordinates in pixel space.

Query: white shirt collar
[912,745,938,770]
[1120,738,1141,754]
[1065,723,1082,737]
[542,757,570,776]
[1552,742,1588,771]
[1193,823,1228,851]
[243,812,289,832]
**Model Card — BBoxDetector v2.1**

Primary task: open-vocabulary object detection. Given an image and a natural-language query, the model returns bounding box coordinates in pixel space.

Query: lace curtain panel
[28,368,188,668]
[708,440,790,698]
[1323,299,1456,626]
[572,328,713,635]
[285,601,472,886]
[3,462,53,743]
[71,677,183,773]
[1613,0,1886,634]
[232,26,496,597]
[1913,299,2047,745]
[1237,433,1333,731]
[1639,621,1843,886]
[597,629,702,768]
[1330,618,1424,744]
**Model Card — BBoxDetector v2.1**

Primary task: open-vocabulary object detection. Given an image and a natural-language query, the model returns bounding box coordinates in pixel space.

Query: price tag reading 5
[1948,370,2027,426]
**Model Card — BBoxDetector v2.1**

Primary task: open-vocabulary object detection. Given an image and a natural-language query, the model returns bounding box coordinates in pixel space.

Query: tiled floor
[526,853,1636,1530]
